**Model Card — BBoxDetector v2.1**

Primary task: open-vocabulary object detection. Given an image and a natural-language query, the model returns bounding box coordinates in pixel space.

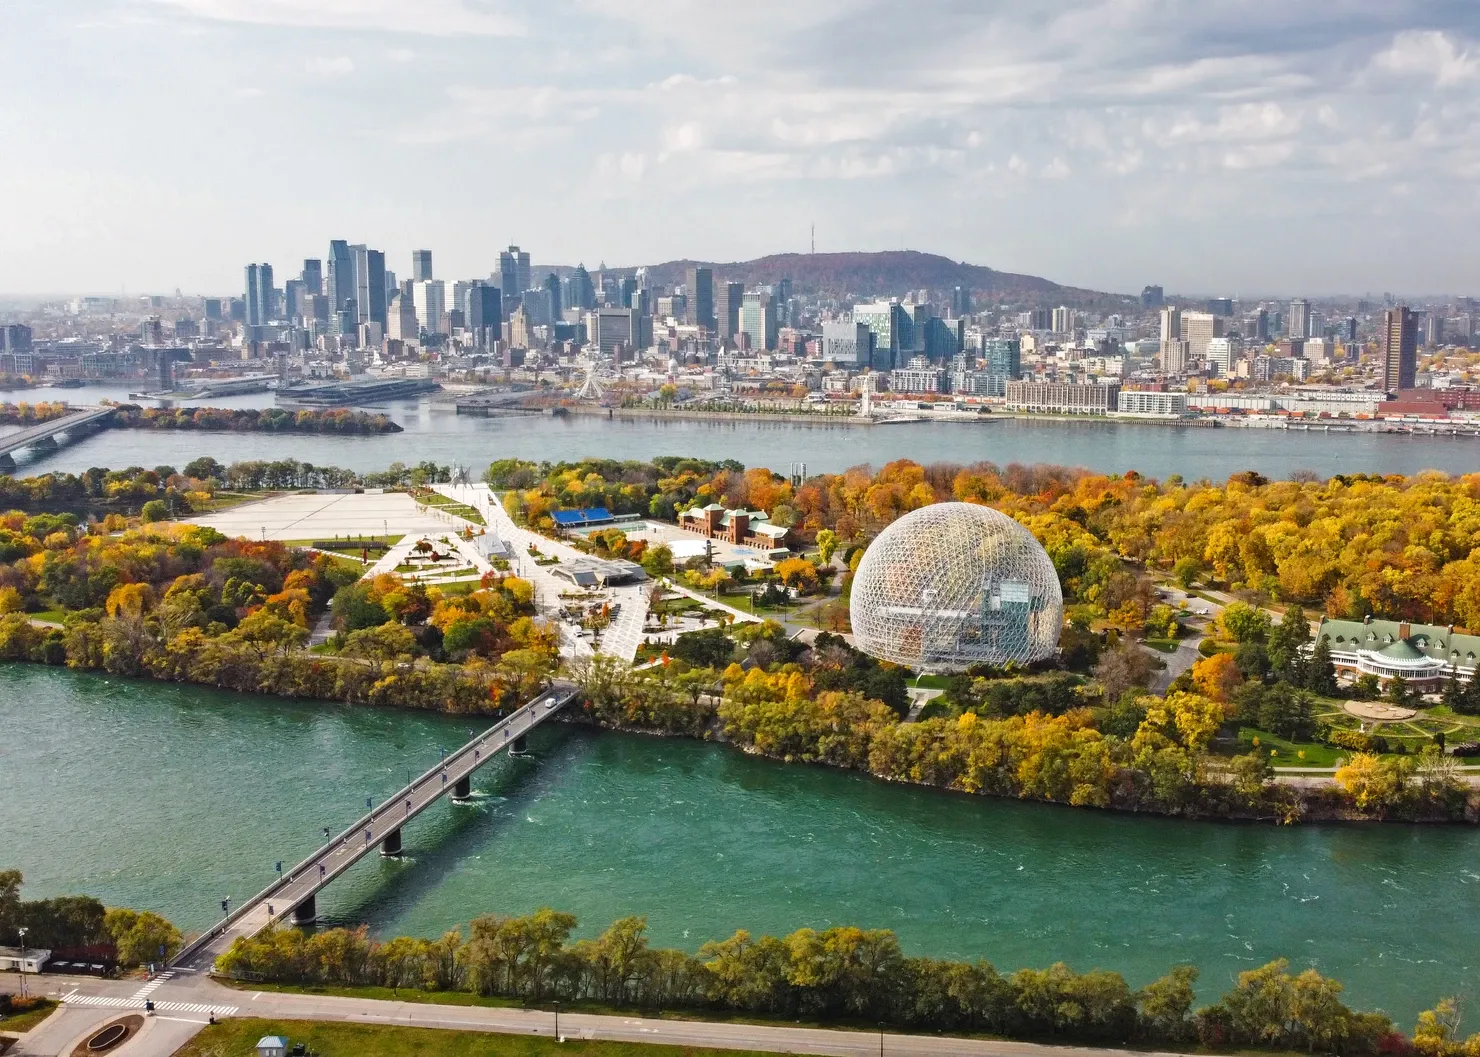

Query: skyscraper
[301,259,323,297]
[686,266,714,330]
[244,263,274,326]
[327,240,355,313]
[1287,298,1309,339]
[1179,311,1224,361]
[951,286,970,318]
[566,265,595,312]
[741,291,778,351]
[853,301,911,371]
[1382,306,1417,393]
[413,280,445,335]
[499,246,531,316]
[412,249,434,282]
[715,281,744,341]
[543,273,562,319]
[467,282,502,350]
[351,244,387,327]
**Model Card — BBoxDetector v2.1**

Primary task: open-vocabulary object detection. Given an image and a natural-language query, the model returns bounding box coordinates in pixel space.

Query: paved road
[169,686,578,975]
[4,972,1202,1057]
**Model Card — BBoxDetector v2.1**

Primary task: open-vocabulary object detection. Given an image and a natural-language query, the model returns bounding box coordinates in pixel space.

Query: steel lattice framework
[849,502,1063,673]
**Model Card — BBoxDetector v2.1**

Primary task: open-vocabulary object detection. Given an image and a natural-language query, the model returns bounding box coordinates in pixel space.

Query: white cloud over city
[0,0,1476,295]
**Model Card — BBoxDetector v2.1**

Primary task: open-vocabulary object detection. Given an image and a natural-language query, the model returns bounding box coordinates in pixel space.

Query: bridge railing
[171,683,575,970]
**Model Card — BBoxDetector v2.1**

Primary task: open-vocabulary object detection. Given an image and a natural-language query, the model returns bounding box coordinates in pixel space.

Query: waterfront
[4,665,1478,1023]
[3,382,1480,479]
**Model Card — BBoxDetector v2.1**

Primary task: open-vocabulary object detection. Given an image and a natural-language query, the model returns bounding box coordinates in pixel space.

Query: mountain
[630,250,1115,304]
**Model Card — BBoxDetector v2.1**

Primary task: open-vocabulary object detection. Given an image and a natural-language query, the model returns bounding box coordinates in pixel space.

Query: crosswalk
[130,971,174,1002]
[63,991,238,1017]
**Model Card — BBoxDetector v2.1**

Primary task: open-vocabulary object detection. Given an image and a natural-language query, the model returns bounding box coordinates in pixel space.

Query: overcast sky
[2,0,1477,298]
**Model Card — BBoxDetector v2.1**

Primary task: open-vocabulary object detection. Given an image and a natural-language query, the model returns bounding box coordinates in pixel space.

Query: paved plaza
[186,491,456,542]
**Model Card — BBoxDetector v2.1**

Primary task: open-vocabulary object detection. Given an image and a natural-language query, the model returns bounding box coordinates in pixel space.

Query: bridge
[172,683,581,972]
[0,406,116,468]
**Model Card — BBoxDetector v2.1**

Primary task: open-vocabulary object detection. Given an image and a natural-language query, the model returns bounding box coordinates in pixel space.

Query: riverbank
[559,404,873,425]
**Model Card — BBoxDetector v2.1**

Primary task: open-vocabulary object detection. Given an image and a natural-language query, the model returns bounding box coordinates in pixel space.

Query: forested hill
[632,250,1116,304]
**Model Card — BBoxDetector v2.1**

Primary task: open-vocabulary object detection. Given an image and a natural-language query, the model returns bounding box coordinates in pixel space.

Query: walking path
[4,971,1204,1057]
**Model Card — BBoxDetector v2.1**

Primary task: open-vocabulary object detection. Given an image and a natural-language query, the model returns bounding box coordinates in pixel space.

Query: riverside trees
[216,909,1404,1054]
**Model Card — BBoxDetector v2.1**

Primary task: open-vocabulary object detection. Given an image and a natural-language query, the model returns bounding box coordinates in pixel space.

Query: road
[0,406,114,459]
[3,971,1202,1057]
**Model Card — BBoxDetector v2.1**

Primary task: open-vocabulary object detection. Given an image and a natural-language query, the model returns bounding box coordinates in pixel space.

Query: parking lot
[187,491,455,542]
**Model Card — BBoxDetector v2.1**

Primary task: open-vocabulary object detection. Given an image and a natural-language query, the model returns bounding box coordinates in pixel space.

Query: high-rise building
[326,240,355,313]
[1179,311,1224,361]
[1241,308,1269,342]
[686,266,714,330]
[283,279,306,322]
[594,306,641,360]
[1158,306,1181,343]
[1051,306,1074,334]
[1206,298,1235,317]
[413,280,445,335]
[741,291,778,351]
[1161,339,1190,375]
[565,265,596,312]
[853,301,912,371]
[923,317,964,360]
[412,250,434,282]
[301,260,323,297]
[1206,336,1241,376]
[821,322,873,366]
[1424,314,1444,347]
[715,281,744,341]
[467,282,502,349]
[951,286,970,318]
[203,299,223,322]
[1287,298,1309,339]
[388,293,418,344]
[1141,285,1164,308]
[244,263,274,327]
[350,245,387,327]
[543,273,562,319]
[499,246,531,316]
[1382,306,1417,393]
[981,338,1021,381]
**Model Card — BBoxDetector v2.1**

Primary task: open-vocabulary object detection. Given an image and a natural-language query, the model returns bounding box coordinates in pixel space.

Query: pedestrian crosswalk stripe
[62,994,236,1017]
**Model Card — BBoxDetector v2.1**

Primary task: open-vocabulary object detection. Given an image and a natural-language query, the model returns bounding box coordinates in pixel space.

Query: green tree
[1305,636,1338,696]
[815,529,838,566]
[139,499,169,523]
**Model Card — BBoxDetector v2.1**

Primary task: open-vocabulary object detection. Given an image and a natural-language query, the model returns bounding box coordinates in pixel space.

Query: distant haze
[1,1,1477,297]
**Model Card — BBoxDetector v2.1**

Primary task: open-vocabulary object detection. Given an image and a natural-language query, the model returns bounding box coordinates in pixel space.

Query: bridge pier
[381,828,403,856]
[292,895,317,925]
[31,435,58,452]
[453,775,472,800]
[512,735,528,754]
[0,453,13,471]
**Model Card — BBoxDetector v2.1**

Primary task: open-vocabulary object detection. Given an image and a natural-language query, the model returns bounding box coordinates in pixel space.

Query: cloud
[1373,30,1478,86]
[139,0,522,37]
[305,55,355,78]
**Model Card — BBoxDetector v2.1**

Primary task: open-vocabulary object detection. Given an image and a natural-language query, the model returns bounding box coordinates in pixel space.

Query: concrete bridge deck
[171,683,580,972]
[0,406,115,465]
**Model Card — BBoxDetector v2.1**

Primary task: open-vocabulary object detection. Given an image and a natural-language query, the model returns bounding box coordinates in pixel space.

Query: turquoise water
[2,664,1477,1023]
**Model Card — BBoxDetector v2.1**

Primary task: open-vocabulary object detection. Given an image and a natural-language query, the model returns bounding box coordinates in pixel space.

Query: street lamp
[554,1000,560,1040]
[16,926,28,999]
[878,1022,884,1057]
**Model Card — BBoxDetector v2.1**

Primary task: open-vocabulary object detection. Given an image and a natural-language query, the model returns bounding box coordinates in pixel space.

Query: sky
[1,0,1478,298]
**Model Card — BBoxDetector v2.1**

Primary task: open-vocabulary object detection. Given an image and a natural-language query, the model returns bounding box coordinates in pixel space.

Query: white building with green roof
[1315,616,1480,690]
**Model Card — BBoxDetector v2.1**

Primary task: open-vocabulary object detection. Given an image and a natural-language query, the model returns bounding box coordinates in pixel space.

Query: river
[3,665,1477,1023]
[3,382,1479,479]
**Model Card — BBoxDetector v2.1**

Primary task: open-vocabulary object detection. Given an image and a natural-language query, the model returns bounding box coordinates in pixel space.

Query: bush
[139,499,169,523]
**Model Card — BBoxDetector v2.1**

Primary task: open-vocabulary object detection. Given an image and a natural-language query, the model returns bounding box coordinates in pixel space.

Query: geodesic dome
[849,502,1063,673]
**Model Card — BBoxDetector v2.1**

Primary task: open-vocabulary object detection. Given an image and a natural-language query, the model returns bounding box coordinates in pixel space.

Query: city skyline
[1,0,1478,296]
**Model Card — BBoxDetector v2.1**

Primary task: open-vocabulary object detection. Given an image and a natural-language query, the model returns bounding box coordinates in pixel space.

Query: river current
[2,382,1479,479]
[3,666,1477,1023]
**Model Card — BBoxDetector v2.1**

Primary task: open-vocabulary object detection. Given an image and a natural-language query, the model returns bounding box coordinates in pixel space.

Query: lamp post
[554,1000,560,1040]
[878,1022,884,1057]
[16,926,28,999]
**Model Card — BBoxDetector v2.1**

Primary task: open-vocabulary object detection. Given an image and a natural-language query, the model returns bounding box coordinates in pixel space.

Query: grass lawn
[911,673,953,690]
[28,609,65,624]
[1143,637,1181,653]
[1234,727,1346,767]
[0,998,58,1033]
[172,1018,773,1057]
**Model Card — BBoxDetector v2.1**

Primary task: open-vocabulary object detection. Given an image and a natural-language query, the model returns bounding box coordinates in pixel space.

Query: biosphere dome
[848,502,1063,672]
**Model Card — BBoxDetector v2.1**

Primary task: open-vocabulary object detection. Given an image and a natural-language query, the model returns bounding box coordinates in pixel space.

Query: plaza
[186,491,457,542]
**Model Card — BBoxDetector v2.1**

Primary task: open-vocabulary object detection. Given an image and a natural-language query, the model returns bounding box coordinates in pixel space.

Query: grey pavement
[4,971,1207,1057]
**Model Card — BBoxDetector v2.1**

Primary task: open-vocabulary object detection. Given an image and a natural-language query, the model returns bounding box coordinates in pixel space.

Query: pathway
[5,971,1211,1057]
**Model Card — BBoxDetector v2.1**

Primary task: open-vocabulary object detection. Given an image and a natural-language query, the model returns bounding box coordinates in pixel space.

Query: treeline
[0,401,70,425]
[0,870,181,967]
[215,909,1445,1055]
[183,456,450,491]
[108,404,401,434]
[0,511,551,713]
[573,632,1471,823]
